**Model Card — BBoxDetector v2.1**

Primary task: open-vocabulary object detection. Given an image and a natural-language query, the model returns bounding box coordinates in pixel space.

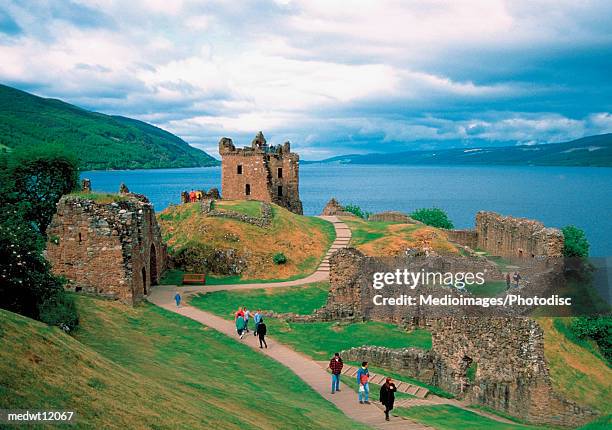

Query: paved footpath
[149,216,430,429]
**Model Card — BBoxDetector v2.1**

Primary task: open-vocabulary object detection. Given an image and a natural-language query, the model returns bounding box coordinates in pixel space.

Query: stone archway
[150,244,158,286]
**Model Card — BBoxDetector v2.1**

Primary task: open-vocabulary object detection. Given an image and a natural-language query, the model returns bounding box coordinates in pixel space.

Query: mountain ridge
[0,84,219,170]
[305,134,612,167]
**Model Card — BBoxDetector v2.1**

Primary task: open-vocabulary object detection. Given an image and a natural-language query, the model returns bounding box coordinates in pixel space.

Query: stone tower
[219,132,303,214]
[46,193,167,305]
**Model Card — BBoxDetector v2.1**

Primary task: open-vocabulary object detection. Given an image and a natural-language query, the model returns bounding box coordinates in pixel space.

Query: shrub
[410,207,454,229]
[38,290,79,333]
[344,204,370,219]
[562,225,589,258]
[571,316,611,365]
[273,252,287,265]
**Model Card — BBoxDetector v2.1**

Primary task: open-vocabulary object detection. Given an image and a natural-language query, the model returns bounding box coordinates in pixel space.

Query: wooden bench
[182,273,206,285]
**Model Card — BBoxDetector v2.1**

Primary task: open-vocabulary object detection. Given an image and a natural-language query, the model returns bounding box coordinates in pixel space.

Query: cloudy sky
[1,0,611,159]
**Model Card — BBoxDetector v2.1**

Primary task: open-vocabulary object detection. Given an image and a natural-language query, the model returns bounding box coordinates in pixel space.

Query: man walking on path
[513,271,521,288]
[174,292,181,308]
[257,318,267,348]
[505,273,511,290]
[328,352,344,394]
[244,306,251,333]
[236,314,246,339]
[253,309,262,336]
[379,377,397,421]
[356,361,370,404]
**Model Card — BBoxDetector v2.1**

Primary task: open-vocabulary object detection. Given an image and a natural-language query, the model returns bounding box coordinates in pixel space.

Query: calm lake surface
[82,164,612,256]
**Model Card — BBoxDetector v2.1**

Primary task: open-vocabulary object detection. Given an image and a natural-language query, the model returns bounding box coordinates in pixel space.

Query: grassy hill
[311,133,612,167]
[540,318,611,415]
[0,84,219,170]
[0,296,368,429]
[342,216,459,256]
[158,201,335,281]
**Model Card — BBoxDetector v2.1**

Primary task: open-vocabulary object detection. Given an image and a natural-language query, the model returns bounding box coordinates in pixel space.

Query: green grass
[578,415,612,429]
[68,191,128,203]
[190,282,330,316]
[191,284,432,361]
[215,200,263,217]
[270,321,432,361]
[344,219,394,246]
[159,202,335,280]
[466,281,507,297]
[539,318,611,414]
[395,405,551,430]
[206,273,311,285]
[0,295,368,429]
[159,268,186,285]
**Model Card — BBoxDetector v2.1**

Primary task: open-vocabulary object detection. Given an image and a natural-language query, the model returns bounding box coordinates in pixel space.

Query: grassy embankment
[0,295,369,430]
[540,318,611,415]
[190,282,432,361]
[341,216,458,256]
[158,200,335,282]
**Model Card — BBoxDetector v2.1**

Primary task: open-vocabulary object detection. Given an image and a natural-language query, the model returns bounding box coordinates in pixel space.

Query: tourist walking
[253,309,262,336]
[235,306,244,320]
[257,318,267,348]
[379,378,397,421]
[328,352,344,394]
[513,271,521,288]
[174,292,181,308]
[356,361,370,404]
[236,314,246,339]
[244,306,251,333]
[505,272,511,290]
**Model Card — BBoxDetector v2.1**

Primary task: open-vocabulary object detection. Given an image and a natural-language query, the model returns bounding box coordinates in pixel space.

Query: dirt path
[148,215,512,428]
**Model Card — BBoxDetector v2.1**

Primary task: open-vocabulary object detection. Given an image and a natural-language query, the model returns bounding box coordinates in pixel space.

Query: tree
[4,144,79,234]
[562,225,589,258]
[410,207,454,229]
[344,204,370,219]
[0,146,79,331]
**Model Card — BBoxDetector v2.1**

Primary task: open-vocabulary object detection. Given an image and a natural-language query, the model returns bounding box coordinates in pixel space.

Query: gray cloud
[0,0,610,159]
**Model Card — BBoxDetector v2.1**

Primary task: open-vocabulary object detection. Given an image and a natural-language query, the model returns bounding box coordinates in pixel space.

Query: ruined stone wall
[219,134,303,214]
[476,211,564,259]
[446,229,478,249]
[46,194,167,305]
[320,198,355,217]
[368,211,419,223]
[324,249,595,427]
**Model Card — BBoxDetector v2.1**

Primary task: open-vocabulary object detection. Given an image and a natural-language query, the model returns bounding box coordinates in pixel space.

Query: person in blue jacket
[356,361,370,404]
[174,292,181,308]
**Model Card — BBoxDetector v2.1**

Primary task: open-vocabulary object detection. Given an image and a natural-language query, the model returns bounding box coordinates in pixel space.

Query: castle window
[277,167,283,178]
[78,232,82,243]
[245,184,251,196]
[278,185,283,197]
[237,165,243,175]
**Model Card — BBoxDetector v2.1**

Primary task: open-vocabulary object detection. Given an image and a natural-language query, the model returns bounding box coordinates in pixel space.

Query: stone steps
[329,364,428,399]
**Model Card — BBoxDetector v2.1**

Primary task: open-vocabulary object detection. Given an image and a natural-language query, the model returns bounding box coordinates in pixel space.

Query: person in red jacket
[189,190,196,202]
[328,352,344,394]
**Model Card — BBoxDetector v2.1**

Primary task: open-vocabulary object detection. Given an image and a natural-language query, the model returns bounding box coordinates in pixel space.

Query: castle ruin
[46,191,167,305]
[219,132,303,214]
[448,211,564,259]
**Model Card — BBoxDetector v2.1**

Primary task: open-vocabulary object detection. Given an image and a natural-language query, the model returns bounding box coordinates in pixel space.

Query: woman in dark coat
[379,377,397,421]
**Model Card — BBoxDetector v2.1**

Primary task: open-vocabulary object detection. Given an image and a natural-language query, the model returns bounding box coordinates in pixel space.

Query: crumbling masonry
[46,193,167,305]
[219,132,303,214]
[449,211,564,259]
